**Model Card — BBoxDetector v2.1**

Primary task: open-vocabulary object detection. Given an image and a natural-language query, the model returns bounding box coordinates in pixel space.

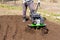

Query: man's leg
[22,3,27,22]
[28,2,35,21]
[29,2,35,14]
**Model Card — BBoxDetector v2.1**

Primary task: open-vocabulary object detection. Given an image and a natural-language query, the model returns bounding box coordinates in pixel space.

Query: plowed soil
[0,15,60,40]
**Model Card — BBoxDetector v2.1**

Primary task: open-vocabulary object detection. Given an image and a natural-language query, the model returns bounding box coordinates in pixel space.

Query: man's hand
[37,0,40,6]
[38,2,40,6]
[23,0,26,3]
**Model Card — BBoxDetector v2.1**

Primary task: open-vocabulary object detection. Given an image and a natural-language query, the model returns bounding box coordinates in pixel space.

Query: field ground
[0,15,60,40]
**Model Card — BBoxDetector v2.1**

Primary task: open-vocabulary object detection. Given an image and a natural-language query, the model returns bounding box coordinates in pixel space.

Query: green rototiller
[27,3,49,34]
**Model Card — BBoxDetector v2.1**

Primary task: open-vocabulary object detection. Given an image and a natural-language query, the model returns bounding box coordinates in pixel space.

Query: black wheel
[41,27,49,35]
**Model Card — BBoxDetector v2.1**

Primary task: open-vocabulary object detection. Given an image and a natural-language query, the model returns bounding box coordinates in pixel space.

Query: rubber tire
[41,27,49,35]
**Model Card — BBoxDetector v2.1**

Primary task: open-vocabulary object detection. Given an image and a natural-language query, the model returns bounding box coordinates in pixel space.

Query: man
[22,0,40,22]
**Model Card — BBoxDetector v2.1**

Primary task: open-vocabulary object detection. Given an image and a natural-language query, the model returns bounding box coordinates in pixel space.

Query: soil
[0,15,60,40]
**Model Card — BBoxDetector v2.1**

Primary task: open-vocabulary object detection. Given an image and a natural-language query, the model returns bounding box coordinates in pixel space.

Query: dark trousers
[22,1,34,17]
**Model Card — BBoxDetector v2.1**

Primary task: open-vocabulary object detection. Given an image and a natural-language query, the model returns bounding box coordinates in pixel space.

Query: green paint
[31,23,45,27]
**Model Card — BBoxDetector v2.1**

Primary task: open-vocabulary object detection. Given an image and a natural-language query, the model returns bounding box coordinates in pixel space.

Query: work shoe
[23,17,28,22]
[23,19,26,22]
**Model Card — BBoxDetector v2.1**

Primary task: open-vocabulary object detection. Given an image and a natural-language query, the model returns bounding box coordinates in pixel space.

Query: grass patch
[0,4,22,10]
[38,10,60,23]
